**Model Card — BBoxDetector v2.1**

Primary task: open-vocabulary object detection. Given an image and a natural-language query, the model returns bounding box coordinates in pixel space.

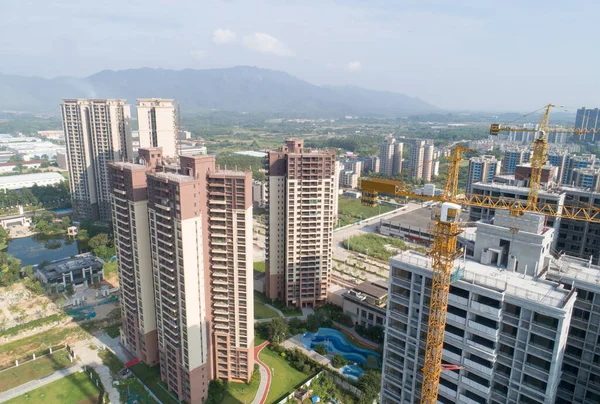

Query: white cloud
[189,49,207,59]
[347,61,362,71]
[212,28,236,45]
[242,33,294,56]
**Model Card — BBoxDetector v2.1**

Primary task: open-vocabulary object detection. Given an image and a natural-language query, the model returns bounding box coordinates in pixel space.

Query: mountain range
[0,66,438,116]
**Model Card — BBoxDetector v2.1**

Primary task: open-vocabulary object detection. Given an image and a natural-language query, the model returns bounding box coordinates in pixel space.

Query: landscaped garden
[3,371,101,404]
[259,346,315,404]
[129,362,180,404]
[254,291,302,317]
[0,350,75,391]
[206,365,261,404]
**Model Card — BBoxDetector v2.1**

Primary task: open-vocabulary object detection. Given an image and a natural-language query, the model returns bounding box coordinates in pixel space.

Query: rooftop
[382,206,470,230]
[353,280,389,299]
[548,254,600,292]
[233,151,267,158]
[0,172,64,185]
[39,256,102,279]
[109,161,147,171]
[472,182,562,198]
[150,171,196,183]
[392,250,572,309]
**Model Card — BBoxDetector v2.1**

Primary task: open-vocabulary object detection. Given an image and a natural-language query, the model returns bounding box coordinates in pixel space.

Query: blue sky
[2,0,599,111]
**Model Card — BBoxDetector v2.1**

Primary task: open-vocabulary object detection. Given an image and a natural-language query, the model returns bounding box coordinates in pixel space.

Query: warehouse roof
[0,172,64,186]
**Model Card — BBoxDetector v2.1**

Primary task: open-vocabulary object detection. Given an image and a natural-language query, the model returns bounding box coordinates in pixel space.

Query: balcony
[444,331,463,343]
[458,393,485,404]
[461,375,490,395]
[464,358,493,376]
[438,385,458,399]
[471,301,501,319]
[467,320,499,338]
[446,312,466,326]
[448,293,468,306]
[465,339,496,359]
[442,349,461,364]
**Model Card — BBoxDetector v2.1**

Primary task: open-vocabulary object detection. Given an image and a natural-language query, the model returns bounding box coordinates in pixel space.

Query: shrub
[331,354,348,368]
[314,344,327,355]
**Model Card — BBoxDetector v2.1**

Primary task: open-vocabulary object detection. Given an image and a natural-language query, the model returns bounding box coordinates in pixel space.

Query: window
[533,312,558,329]
[529,334,555,351]
[527,354,550,371]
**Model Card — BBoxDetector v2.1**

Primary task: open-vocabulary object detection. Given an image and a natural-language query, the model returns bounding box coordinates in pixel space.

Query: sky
[2,0,600,111]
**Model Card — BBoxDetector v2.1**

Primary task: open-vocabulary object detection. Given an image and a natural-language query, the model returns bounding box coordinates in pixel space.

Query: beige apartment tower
[109,148,254,404]
[61,99,132,221]
[266,140,336,307]
[108,158,158,366]
[136,99,178,157]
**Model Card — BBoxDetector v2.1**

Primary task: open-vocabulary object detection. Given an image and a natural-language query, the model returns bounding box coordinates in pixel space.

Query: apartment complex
[61,99,133,221]
[380,135,403,176]
[466,156,501,194]
[361,156,380,174]
[109,148,254,403]
[266,140,337,307]
[381,210,576,404]
[408,140,425,180]
[502,148,530,174]
[339,159,363,189]
[136,98,178,157]
[576,107,600,142]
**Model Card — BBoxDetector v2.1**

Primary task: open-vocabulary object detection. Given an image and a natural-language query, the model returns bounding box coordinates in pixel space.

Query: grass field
[0,350,74,391]
[221,375,261,404]
[3,371,100,404]
[254,292,302,317]
[103,325,120,338]
[102,261,118,278]
[259,348,314,404]
[343,233,426,261]
[254,301,280,319]
[253,261,265,272]
[130,362,180,404]
[337,196,395,228]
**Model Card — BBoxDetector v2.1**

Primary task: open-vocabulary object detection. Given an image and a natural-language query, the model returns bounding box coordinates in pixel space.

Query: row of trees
[0,183,70,210]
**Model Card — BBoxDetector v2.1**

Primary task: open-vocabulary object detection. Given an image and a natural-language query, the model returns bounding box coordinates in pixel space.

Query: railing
[461,375,491,395]
[471,301,501,318]
[468,320,499,338]
[464,358,493,376]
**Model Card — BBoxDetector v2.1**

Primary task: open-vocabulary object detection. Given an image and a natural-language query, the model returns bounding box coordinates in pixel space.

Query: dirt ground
[0,284,61,329]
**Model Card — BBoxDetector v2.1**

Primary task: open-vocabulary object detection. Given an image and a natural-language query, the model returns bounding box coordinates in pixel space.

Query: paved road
[0,364,83,403]
[252,341,271,404]
[331,202,423,283]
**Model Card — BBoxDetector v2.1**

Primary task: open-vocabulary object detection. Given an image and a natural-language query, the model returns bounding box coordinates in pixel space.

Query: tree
[314,343,327,355]
[331,354,348,368]
[0,252,22,286]
[94,245,115,261]
[65,284,74,296]
[0,226,8,249]
[88,233,110,249]
[357,370,382,404]
[266,317,289,343]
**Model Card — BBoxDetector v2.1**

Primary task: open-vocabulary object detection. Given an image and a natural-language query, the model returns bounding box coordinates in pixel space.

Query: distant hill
[0,66,438,116]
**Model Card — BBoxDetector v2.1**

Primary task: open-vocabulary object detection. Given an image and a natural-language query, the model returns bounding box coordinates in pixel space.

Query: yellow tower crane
[360,130,600,404]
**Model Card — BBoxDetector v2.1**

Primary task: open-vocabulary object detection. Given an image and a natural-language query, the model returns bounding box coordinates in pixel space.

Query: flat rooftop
[382,206,470,230]
[472,182,562,198]
[548,255,600,291]
[392,250,571,309]
[109,161,146,171]
[0,172,64,185]
[150,171,196,183]
[233,151,267,158]
[353,280,388,299]
[40,256,102,277]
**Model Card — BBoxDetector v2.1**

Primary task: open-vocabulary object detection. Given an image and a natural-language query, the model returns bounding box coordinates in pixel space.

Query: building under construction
[380,208,600,404]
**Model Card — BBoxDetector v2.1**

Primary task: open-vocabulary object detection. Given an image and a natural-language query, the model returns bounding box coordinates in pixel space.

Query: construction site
[368,105,600,404]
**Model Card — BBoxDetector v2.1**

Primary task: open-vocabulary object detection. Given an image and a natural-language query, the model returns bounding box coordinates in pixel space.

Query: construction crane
[360,146,600,404]
[489,103,599,208]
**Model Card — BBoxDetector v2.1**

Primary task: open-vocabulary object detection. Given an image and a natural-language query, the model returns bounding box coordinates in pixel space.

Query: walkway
[0,364,83,403]
[252,341,271,404]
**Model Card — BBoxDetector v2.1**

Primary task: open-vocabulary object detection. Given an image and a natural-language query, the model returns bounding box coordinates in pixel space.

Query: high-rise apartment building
[548,152,568,184]
[381,210,576,404]
[380,135,403,176]
[575,107,600,142]
[408,140,425,179]
[563,154,596,186]
[361,156,380,174]
[502,148,530,174]
[109,157,159,367]
[137,99,178,157]
[422,144,435,182]
[109,148,254,403]
[266,140,336,307]
[61,99,133,221]
[466,156,501,194]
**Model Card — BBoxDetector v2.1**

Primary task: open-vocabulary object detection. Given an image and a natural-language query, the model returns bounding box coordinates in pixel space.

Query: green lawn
[102,261,118,278]
[253,261,265,272]
[254,334,266,346]
[259,348,314,404]
[3,371,100,404]
[0,351,74,391]
[130,362,181,404]
[98,349,123,376]
[337,196,395,228]
[343,233,426,261]
[221,376,261,404]
[254,292,302,317]
[254,301,280,319]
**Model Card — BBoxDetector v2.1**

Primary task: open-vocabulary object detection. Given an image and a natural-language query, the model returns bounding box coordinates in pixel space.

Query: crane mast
[359,118,600,402]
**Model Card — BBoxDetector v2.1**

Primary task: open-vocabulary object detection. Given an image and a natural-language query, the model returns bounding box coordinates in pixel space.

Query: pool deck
[283,335,330,366]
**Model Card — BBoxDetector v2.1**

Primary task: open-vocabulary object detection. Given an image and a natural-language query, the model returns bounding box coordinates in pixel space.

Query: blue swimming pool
[340,365,365,381]
[301,328,381,367]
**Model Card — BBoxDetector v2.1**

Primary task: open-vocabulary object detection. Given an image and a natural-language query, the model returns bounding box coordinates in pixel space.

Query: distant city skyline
[3,1,600,111]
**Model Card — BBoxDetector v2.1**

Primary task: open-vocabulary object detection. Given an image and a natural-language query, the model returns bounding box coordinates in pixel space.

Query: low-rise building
[0,160,43,174]
[0,172,65,190]
[341,280,388,327]
[36,255,104,287]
